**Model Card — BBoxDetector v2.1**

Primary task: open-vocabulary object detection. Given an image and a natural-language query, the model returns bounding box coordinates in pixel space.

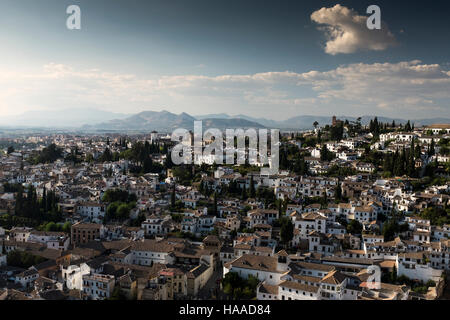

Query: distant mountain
[195,113,232,120]
[2,108,449,132]
[83,111,265,132]
[230,115,280,128]
[200,118,265,129]
[196,113,450,130]
[85,110,196,132]
[196,113,279,127]
[0,108,130,128]
[412,118,450,126]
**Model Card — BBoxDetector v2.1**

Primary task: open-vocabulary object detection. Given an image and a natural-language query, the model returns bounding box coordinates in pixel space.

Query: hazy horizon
[1,107,448,131]
[1,0,449,120]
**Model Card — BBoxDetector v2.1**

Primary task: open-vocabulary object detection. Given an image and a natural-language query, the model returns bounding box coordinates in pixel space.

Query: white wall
[63,263,91,290]
[397,259,443,283]
[225,265,282,286]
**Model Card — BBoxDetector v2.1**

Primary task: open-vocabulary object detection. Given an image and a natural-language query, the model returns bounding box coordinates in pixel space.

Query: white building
[82,273,115,300]
[353,207,377,223]
[76,202,106,222]
[292,212,327,240]
[396,252,443,283]
[142,215,173,236]
[223,254,288,286]
[424,124,450,135]
[27,231,70,250]
[8,227,33,242]
[14,267,39,288]
[62,263,91,290]
[130,239,176,266]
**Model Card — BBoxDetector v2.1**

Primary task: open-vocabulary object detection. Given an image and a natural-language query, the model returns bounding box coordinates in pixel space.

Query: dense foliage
[222,272,259,300]
[14,186,62,223]
[7,250,47,268]
[31,144,63,164]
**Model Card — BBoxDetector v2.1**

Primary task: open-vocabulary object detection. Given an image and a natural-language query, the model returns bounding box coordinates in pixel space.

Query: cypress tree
[430,139,435,156]
[241,185,247,201]
[14,185,23,216]
[171,185,176,208]
[42,186,47,212]
[213,192,218,217]
[408,139,415,176]
[249,175,256,198]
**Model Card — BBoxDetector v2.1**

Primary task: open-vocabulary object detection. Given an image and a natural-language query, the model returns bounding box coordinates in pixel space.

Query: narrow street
[197,267,224,300]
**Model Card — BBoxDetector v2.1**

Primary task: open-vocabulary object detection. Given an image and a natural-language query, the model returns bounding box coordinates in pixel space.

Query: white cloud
[311,4,397,55]
[0,60,449,120]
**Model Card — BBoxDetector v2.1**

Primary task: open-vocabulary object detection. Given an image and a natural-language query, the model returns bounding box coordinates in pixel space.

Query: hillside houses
[0,122,448,300]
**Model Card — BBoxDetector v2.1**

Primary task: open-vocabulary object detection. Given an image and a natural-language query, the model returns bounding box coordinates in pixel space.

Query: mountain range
[194,113,449,130]
[1,108,449,132]
[81,110,265,132]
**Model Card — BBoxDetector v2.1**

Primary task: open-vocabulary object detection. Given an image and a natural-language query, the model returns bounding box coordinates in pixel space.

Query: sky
[0,0,449,121]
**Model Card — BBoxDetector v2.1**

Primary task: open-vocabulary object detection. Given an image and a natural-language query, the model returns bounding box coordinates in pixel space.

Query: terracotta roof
[226,254,281,273]
[276,249,288,257]
[290,261,335,273]
[377,260,396,269]
[131,239,174,253]
[258,283,279,295]
[292,274,322,283]
[72,222,103,230]
[320,270,347,285]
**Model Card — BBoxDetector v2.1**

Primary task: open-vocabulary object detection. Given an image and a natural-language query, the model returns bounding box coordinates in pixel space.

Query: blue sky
[0,0,449,120]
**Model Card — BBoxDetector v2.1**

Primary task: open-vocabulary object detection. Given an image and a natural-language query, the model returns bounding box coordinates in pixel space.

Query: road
[197,266,224,300]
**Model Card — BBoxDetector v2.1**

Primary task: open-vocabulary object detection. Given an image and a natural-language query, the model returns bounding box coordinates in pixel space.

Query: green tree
[99,147,113,162]
[33,143,63,164]
[62,221,72,234]
[171,185,176,209]
[429,139,435,156]
[346,220,363,235]
[249,175,256,198]
[116,203,131,220]
[7,250,46,268]
[241,185,247,201]
[335,183,342,201]
[102,189,136,203]
[280,217,294,246]
[213,192,218,217]
[44,221,57,232]
[390,265,397,283]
